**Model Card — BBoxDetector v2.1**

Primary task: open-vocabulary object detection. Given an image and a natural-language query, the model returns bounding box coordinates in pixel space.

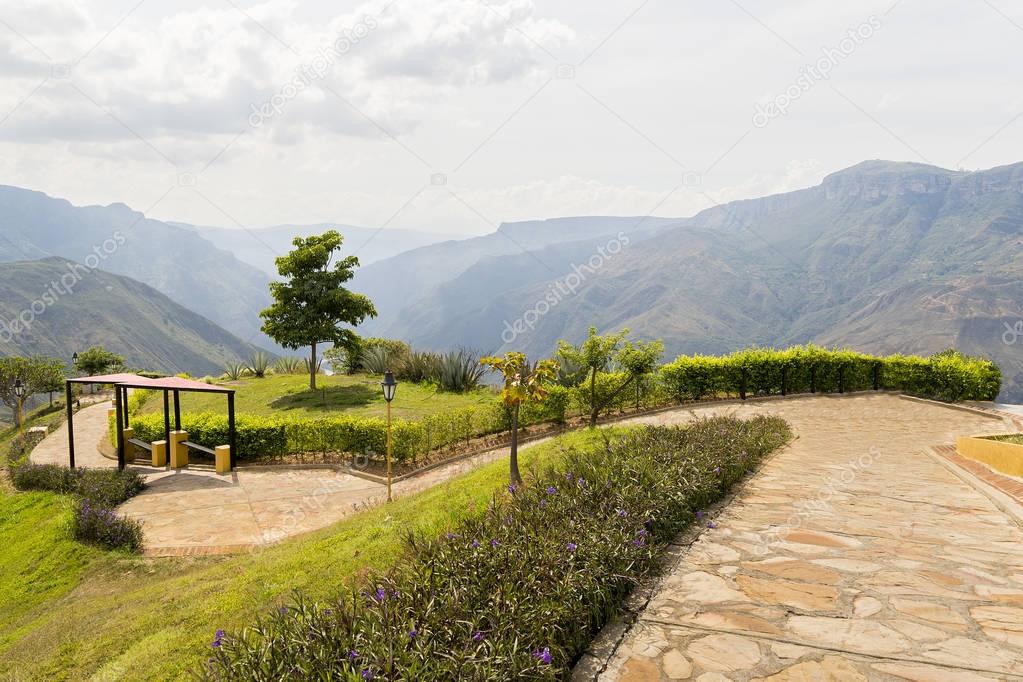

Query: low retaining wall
[955,435,1023,478]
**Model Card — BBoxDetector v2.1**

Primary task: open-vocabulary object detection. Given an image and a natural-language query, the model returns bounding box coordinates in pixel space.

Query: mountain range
[0,257,266,375]
[2,159,1020,400]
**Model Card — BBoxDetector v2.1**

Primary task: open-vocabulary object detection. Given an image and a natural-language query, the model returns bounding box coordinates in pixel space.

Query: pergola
[65,373,236,471]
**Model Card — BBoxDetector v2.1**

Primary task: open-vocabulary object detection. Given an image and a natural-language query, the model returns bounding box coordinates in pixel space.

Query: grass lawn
[0,428,608,681]
[139,373,498,421]
[0,404,69,468]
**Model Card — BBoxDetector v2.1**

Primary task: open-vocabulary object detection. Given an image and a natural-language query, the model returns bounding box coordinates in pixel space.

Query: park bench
[127,438,152,454]
[183,441,215,457]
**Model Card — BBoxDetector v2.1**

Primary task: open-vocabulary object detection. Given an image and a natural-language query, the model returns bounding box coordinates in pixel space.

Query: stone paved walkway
[30,401,114,468]
[594,394,1023,681]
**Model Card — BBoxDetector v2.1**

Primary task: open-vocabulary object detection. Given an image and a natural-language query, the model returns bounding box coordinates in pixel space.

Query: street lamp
[13,378,25,439]
[72,352,79,369]
[380,370,398,502]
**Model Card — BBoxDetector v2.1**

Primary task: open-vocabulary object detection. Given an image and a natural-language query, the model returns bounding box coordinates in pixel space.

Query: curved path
[590,395,1023,681]
[29,401,115,468]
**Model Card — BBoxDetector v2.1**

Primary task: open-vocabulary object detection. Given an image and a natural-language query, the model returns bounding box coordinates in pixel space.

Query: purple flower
[473,630,484,642]
[375,588,386,602]
[696,510,705,520]
[409,626,418,638]
[577,478,587,487]
[508,484,517,494]
[566,472,574,482]
[533,647,552,664]
[638,528,647,537]
[446,532,457,540]
[567,542,577,552]
[278,606,289,615]
[633,537,645,547]
[617,509,627,518]
[471,539,480,549]
[539,499,547,508]
[546,486,557,495]
[361,670,374,680]
[490,539,499,547]
[348,650,359,661]
[707,522,717,529]
[211,629,224,648]
[713,466,722,475]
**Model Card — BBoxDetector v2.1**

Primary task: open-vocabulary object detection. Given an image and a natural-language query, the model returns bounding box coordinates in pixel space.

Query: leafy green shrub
[397,350,442,383]
[438,349,486,392]
[224,362,245,381]
[201,415,791,680]
[9,463,145,507]
[247,352,271,378]
[360,346,392,374]
[273,357,303,375]
[71,498,144,552]
[660,345,999,402]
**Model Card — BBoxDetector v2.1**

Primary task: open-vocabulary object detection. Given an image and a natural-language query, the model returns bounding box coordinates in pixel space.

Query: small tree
[558,326,663,427]
[480,352,558,486]
[260,230,377,389]
[0,356,66,426]
[76,346,125,377]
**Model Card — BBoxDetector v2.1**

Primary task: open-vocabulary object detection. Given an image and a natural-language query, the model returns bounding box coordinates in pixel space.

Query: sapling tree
[480,352,558,486]
[75,346,124,377]
[260,230,377,390]
[557,326,663,427]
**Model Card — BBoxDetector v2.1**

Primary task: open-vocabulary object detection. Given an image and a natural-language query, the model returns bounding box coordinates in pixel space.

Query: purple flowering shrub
[202,415,789,680]
[72,498,144,552]
[9,462,144,507]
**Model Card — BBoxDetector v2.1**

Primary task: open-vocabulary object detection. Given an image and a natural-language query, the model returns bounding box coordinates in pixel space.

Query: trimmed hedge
[201,415,792,680]
[660,346,1000,402]
[122,386,574,464]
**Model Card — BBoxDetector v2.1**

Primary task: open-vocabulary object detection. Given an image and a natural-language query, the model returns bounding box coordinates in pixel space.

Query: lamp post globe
[381,370,397,402]
[72,352,79,368]
[14,378,25,399]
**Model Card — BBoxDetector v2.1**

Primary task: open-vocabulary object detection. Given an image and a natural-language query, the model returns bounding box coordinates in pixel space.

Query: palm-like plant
[360,346,391,374]
[247,352,270,378]
[398,350,442,383]
[274,356,303,374]
[480,352,558,485]
[438,349,486,392]
[224,362,245,381]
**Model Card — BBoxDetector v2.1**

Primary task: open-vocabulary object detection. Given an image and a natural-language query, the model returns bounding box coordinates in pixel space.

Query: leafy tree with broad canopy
[0,356,66,426]
[260,230,377,390]
[480,352,558,486]
[557,326,664,427]
[75,346,125,377]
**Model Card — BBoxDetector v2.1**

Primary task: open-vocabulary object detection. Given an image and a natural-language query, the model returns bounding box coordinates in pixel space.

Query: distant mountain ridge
[0,257,268,375]
[359,160,1023,401]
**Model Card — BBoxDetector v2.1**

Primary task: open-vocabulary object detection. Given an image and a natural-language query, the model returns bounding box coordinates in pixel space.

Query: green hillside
[0,257,269,376]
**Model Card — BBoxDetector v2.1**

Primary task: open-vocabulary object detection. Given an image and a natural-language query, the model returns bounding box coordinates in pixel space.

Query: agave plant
[247,352,270,378]
[438,349,486,392]
[274,356,303,375]
[224,362,245,381]
[397,350,442,383]
[360,346,392,374]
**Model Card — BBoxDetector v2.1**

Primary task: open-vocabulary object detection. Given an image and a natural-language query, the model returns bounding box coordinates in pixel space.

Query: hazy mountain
[0,185,272,344]
[365,161,1023,401]
[185,223,453,277]
[0,258,268,375]
[355,215,682,334]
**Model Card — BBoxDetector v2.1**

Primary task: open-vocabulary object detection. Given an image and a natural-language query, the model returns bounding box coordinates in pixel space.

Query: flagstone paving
[592,395,1023,681]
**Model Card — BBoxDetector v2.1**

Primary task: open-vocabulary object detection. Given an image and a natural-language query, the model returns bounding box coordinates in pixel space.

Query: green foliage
[660,345,1001,402]
[224,362,245,381]
[71,498,144,552]
[74,346,124,377]
[246,352,271,378]
[437,349,487,392]
[358,338,410,374]
[323,340,362,375]
[260,230,377,389]
[360,346,392,374]
[397,350,442,383]
[558,328,664,426]
[202,416,791,680]
[9,462,146,508]
[272,356,303,375]
[0,355,67,426]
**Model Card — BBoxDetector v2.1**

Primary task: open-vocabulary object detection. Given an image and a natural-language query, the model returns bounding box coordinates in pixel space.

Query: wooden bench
[127,438,152,454]
[183,441,215,456]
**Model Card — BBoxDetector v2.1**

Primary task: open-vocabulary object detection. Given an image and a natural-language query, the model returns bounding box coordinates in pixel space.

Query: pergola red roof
[68,373,234,393]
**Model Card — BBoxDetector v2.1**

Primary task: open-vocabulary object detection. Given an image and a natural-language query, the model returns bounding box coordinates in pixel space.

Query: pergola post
[65,381,75,469]
[173,390,181,430]
[227,392,236,470]
[163,390,171,444]
[114,386,125,470]
[122,386,130,428]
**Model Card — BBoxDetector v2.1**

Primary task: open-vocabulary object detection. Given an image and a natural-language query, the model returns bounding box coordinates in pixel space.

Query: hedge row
[202,415,792,680]
[660,346,1000,402]
[123,386,573,464]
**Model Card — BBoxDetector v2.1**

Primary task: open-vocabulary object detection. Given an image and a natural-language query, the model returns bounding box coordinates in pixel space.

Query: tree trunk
[309,342,317,390]
[588,368,598,427]
[509,404,522,486]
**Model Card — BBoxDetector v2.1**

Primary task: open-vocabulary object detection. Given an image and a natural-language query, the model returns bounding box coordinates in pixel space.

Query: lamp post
[380,370,398,502]
[13,378,26,439]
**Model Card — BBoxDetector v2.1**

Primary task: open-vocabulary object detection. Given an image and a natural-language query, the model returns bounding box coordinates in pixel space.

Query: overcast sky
[1,0,1021,236]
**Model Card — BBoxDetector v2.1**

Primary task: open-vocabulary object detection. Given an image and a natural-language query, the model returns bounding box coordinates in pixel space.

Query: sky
[1,0,1021,236]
